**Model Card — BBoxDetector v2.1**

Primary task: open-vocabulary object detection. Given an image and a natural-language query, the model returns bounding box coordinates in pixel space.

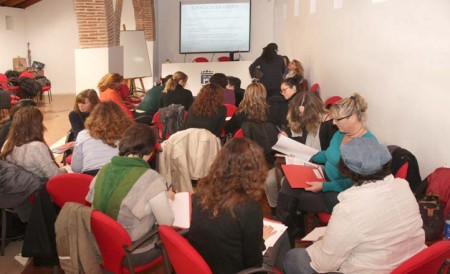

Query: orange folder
[281,164,325,188]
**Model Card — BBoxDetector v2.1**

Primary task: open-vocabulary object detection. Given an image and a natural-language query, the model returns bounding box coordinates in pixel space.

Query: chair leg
[1,209,6,256]
[48,88,52,103]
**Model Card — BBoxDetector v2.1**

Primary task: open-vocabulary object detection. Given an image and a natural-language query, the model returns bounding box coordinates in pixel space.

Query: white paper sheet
[272,135,319,162]
[263,219,288,254]
[170,192,191,229]
[301,226,327,242]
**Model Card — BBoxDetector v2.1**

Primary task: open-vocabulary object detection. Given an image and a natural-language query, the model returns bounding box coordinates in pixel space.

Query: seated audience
[188,137,288,273]
[209,73,235,105]
[284,138,426,274]
[0,106,67,179]
[71,101,132,176]
[0,99,36,149]
[136,75,172,117]
[98,72,134,119]
[86,123,174,267]
[276,93,375,246]
[68,89,100,139]
[226,76,245,107]
[184,83,226,137]
[159,71,193,110]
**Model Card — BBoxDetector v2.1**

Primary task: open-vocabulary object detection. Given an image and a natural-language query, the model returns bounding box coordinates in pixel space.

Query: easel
[126,78,146,95]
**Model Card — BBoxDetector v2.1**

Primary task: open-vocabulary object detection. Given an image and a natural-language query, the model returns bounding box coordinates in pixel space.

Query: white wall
[0,7,27,72]
[273,0,450,177]
[154,0,276,82]
[24,0,78,93]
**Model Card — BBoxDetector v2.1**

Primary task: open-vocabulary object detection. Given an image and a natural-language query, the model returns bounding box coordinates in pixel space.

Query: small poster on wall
[13,56,27,72]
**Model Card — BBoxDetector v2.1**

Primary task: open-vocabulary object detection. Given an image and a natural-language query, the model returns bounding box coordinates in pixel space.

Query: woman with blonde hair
[0,107,67,179]
[98,72,133,119]
[276,93,376,246]
[188,137,289,273]
[185,83,226,137]
[68,89,100,139]
[224,82,269,134]
[71,101,133,176]
[159,71,193,110]
[285,59,304,79]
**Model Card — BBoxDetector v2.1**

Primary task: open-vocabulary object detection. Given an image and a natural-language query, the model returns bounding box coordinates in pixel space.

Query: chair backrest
[193,57,209,63]
[91,210,132,274]
[310,83,319,92]
[217,56,230,62]
[391,241,450,274]
[223,103,237,117]
[324,96,342,109]
[46,173,93,208]
[158,225,212,274]
[395,162,409,179]
[234,128,244,138]
[152,111,163,139]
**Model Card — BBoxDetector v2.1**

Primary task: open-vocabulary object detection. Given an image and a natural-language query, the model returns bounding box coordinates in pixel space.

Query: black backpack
[18,77,41,98]
[35,76,51,87]
[158,104,185,140]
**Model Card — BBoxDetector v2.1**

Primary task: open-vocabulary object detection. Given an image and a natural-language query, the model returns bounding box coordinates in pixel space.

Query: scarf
[93,156,149,219]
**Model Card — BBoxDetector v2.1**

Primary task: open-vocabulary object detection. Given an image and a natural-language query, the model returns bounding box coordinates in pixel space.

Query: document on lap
[263,218,288,254]
[282,164,325,188]
[272,135,318,162]
[301,226,327,242]
[170,192,191,229]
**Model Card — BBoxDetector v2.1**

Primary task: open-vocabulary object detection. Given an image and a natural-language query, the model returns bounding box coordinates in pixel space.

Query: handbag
[418,194,445,241]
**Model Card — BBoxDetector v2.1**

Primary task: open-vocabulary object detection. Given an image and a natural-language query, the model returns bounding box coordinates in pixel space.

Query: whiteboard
[120,30,152,78]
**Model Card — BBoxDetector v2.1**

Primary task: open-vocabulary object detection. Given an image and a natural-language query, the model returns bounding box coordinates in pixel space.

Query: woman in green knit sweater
[86,123,174,266]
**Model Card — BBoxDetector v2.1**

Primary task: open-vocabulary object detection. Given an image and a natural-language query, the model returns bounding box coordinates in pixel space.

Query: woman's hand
[167,189,176,201]
[305,181,323,193]
[263,225,276,240]
[277,131,287,139]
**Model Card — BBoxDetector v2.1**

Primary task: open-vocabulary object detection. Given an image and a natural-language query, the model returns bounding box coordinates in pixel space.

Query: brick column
[132,0,155,41]
[73,0,123,48]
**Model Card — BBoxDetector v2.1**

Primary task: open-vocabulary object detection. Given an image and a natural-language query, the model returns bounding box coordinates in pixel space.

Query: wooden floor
[2,94,306,274]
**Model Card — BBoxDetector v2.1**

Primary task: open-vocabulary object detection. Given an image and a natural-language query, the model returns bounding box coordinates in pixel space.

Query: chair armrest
[236,266,276,274]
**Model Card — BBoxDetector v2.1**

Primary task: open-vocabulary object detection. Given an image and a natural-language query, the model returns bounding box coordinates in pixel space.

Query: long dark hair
[196,138,268,217]
[261,43,278,60]
[0,107,54,161]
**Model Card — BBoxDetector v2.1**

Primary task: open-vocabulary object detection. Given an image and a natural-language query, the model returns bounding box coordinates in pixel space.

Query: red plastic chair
[91,210,162,274]
[234,128,244,138]
[41,85,52,103]
[193,57,209,63]
[395,162,409,180]
[391,241,450,274]
[218,56,230,62]
[324,96,342,109]
[224,103,237,117]
[158,225,278,274]
[46,173,94,208]
[19,71,33,79]
[152,110,188,140]
[310,83,319,93]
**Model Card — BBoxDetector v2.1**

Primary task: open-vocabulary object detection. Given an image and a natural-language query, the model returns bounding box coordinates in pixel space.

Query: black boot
[276,192,299,248]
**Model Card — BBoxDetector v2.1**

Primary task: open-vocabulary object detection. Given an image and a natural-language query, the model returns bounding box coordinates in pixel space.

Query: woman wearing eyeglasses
[276,93,376,246]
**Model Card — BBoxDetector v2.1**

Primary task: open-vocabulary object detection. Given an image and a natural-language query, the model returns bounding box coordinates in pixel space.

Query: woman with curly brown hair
[184,83,226,137]
[0,107,67,179]
[188,137,288,273]
[71,101,133,176]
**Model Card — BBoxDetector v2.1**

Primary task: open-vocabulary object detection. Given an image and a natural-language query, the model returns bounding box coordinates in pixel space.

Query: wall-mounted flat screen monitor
[179,0,251,54]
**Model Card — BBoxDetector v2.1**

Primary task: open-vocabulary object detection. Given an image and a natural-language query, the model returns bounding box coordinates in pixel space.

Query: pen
[276,125,282,132]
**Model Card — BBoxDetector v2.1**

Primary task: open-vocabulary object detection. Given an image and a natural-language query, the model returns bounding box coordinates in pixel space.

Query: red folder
[281,164,325,188]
